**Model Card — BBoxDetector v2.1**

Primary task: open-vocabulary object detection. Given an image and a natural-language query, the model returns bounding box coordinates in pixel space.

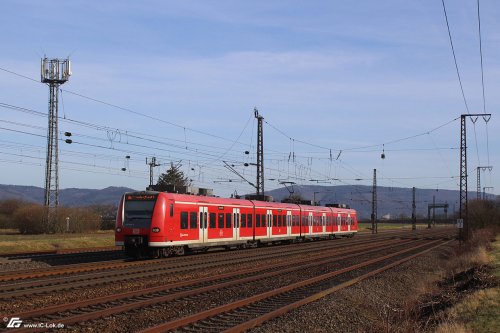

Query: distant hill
[1,184,494,219]
[262,184,488,220]
[0,185,137,206]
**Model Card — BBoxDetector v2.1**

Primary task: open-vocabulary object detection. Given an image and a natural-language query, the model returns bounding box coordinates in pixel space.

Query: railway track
[0,236,409,299]
[0,228,454,300]
[5,233,453,332]
[151,241,451,333]
[142,240,452,333]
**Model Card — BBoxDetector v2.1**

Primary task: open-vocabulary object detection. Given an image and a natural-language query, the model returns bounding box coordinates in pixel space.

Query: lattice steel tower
[41,58,71,220]
[254,108,264,196]
[371,169,377,234]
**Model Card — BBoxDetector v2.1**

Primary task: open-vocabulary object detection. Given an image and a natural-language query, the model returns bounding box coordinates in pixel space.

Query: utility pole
[412,187,416,230]
[41,57,71,228]
[371,169,377,234]
[483,187,494,200]
[432,195,436,226]
[460,114,491,241]
[147,157,161,186]
[254,108,264,197]
[476,166,492,200]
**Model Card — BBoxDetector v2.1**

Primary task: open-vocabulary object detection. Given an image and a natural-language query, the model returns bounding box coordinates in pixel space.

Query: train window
[248,214,253,228]
[209,213,215,228]
[180,212,188,229]
[262,214,266,227]
[256,214,261,227]
[170,204,174,217]
[190,212,197,229]
[226,213,232,228]
[277,215,281,227]
[273,215,277,227]
[218,213,224,228]
[241,214,247,228]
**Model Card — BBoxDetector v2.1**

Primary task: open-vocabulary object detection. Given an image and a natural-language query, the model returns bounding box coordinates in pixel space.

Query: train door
[287,211,292,236]
[266,210,272,238]
[199,206,208,243]
[308,212,313,235]
[233,208,240,240]
[336,214,341,233]
[340,213,346,232]
[347,213,351,232]
[322,213,326,234]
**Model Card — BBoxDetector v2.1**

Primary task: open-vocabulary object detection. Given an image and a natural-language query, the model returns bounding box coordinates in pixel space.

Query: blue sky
[0,0,498,201]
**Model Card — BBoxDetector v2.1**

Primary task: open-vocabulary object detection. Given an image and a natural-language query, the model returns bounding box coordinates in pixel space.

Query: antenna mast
[41,57,71,228]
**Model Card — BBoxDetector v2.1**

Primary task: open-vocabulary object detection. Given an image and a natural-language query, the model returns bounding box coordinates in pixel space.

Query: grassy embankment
[0,229,115,254]
[435,233,500,333]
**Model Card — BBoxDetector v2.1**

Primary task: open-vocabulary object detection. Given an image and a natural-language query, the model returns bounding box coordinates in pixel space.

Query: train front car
[115,192,163,258]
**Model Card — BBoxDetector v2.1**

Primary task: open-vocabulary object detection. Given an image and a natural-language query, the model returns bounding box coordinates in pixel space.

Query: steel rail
[224,240,453,333]
[0,235,369,282]
[10,239,417,333]
[8,238,408,319]
[140,239,447,333]
[0,235,406,297]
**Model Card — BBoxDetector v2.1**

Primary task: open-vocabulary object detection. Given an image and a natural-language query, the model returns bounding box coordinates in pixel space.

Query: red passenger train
[115,191,358,258]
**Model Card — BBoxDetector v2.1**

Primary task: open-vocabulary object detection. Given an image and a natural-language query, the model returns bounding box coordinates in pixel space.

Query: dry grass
[427,230,499,333]
[0,230,114,254]
[434,322,470,333]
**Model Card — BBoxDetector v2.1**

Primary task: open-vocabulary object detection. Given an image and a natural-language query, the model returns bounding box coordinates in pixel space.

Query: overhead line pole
[476,166,492,200]
[460,113,491,241]
[371,169,377,234]
[254,108,264,197]
[412,187,416,231]
[147,157,161,186]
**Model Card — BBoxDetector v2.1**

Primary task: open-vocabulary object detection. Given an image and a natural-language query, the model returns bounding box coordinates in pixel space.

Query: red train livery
[115,191,358,257]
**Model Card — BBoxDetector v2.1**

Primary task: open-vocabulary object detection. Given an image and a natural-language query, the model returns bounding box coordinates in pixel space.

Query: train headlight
[116,227,122,233]
[152,227,161,233]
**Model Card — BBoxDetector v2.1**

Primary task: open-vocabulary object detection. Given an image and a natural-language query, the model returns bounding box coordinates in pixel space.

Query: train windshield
[123,194,158,228]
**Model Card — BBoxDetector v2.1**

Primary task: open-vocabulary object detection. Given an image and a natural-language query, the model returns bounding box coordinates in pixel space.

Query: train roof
[126,191,356,213]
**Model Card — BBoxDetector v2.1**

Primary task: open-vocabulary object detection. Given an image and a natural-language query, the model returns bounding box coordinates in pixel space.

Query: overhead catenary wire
[477,0,486,115]
[0,60,488,196]
[476,0,492,173]
[0,66,252,148]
